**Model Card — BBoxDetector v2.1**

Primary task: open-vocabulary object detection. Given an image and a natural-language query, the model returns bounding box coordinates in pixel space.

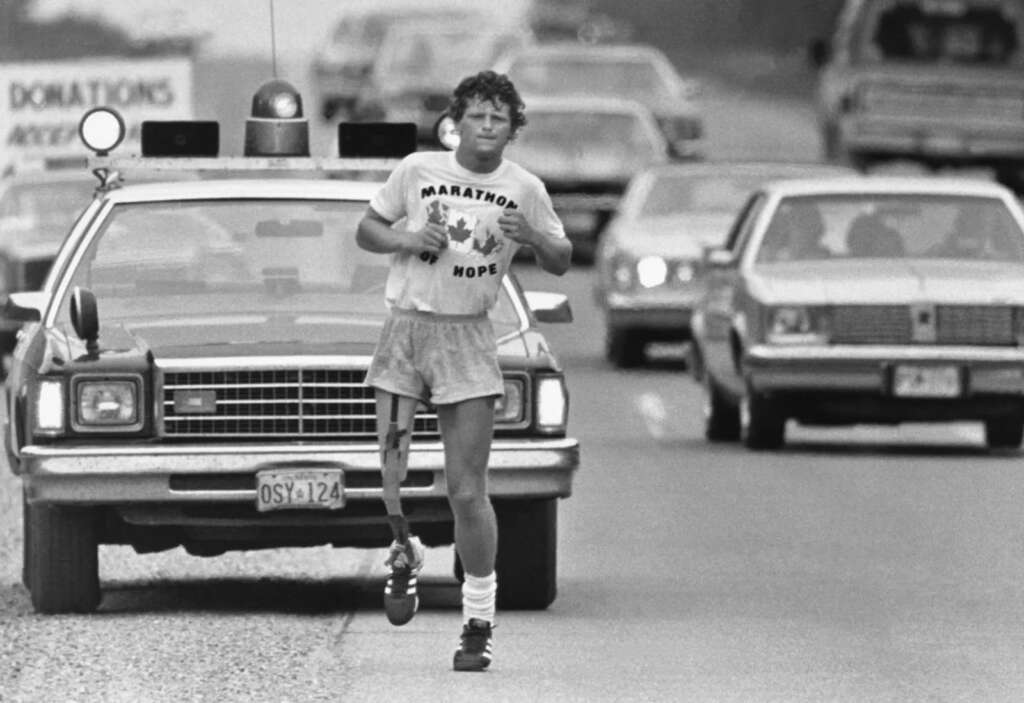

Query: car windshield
[856,0,1022,65]
[0,179,96,242]
[507,110,660,174]
[639,173,779,217]
[508,56,674,101]
[53,198,522,342]
[754,194,1024,264]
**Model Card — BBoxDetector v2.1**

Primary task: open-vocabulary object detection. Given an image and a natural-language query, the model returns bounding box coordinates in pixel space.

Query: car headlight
[766,306,829,345]
[535,375,569,433]
[73,377,143,431]
[612,259,635,290]
[636,256,668,288]
[494,378,525,424]
[34,379,65,435]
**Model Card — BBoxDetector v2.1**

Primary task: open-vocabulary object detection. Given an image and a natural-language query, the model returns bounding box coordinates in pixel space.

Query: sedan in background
[309,6,488,121]
[494,42,703,160]
[691,176,1024,451]
[350,20,531,145]
[595,161,855,367]
[504,96,668,263]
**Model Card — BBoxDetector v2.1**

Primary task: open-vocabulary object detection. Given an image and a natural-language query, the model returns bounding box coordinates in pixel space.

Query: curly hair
[446,70,527,137]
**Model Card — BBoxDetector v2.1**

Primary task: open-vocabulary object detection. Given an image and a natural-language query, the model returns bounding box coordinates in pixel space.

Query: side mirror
[1,291,44,323]
[808,38,830,69]
[70,286,99,355]
[525,290,573,323]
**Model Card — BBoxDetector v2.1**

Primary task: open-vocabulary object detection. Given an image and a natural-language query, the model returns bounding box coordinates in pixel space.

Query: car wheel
[606,328,645,368]
[494,498,557,610]
[740,386,786,450]
[703,372,740,441]
[984,414,1024,449]
[26,501,100,613]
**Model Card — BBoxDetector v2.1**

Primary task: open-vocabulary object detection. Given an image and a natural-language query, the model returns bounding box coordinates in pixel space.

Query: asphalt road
[2,73,1024,702]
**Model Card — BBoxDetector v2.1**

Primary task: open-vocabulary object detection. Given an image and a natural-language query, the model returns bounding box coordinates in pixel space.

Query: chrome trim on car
[747,345,1024,363]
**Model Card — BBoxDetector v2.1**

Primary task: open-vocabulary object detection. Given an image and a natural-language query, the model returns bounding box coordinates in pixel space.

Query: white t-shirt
[368,151,565,315]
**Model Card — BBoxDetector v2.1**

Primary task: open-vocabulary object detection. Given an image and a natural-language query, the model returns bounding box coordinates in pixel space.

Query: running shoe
[452,618,494,671]
[383,535,424,626]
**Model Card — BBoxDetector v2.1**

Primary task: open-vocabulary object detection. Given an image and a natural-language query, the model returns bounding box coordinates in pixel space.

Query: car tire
[740,386,786,450]
[26,502,100,613]
[494,498,557,610]
[703,372,740,441]
[606,328,645,368]
[984,414,1024,449]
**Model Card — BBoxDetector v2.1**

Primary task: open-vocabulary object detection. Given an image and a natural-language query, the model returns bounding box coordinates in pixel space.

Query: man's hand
[405,222,448,255]
[498,208,537,246]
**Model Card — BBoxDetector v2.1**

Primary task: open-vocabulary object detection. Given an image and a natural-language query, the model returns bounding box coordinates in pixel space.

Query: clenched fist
[498,208,537,246]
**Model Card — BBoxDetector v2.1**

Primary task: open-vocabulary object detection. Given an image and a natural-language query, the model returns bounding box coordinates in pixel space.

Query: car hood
[56,313,534,364]
[609,213,734,259]
[748,259,1024,305]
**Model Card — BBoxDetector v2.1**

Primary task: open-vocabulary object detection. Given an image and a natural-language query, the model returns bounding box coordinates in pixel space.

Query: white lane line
[636,391,670,440]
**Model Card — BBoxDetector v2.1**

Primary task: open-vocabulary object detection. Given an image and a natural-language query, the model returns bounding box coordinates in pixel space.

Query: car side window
[724,192,766,254]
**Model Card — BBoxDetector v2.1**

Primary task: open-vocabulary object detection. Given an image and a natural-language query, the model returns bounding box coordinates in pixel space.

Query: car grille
[162,369,439,439]
[831,305,1016,345]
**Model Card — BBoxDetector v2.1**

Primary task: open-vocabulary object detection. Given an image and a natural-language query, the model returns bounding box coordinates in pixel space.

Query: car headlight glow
[636,256,668,288]
[766,306,829,345]
[75,378,141,429]
[35,380,65,434]
[535,375,568,432]
[494,379,525,423]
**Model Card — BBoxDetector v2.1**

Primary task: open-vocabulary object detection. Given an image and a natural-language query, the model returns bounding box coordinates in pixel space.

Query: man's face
[456,96,513,157]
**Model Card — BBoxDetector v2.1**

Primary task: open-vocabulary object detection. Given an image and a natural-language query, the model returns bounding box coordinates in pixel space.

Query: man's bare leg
[375,389,423,626]
[438,396,498,671]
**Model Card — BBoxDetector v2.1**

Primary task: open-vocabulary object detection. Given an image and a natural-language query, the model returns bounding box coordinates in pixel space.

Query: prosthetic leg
[380,392,424,626]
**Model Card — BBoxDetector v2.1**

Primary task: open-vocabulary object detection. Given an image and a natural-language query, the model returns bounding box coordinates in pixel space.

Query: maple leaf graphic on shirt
[447,217,473,243]
[473,233,501,256]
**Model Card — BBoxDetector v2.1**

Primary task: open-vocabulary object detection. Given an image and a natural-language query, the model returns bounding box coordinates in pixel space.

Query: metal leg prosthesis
[381,394,423,626]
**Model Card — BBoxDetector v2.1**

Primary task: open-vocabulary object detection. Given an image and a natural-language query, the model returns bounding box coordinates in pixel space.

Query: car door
[700,192,767,395]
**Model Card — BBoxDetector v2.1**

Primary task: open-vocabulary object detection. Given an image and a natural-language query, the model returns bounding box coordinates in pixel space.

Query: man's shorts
[364,308,504,405]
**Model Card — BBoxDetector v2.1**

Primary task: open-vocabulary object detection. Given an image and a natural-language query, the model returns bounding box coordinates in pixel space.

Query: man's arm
[498,209,572,275]
[357,207,447,255]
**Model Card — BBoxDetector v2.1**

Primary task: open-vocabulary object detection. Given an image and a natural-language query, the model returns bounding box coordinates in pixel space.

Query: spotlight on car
[78,107,126,156]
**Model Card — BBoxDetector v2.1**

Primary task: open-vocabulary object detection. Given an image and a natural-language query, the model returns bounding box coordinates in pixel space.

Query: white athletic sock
[462,571,497,625]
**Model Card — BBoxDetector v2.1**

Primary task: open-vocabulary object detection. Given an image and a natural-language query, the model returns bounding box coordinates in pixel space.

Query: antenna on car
[268,0,278,78]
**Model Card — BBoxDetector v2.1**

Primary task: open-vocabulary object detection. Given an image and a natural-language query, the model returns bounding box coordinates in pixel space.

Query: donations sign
[1,57,194,164]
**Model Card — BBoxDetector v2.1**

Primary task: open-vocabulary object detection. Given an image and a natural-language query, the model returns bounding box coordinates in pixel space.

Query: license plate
[256,469,344,512]
[893,365,961,398]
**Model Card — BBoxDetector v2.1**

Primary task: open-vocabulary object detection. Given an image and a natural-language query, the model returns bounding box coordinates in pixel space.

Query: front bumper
[839,116,1024,161]
[21,437,580,505]
[746,344,1024,395]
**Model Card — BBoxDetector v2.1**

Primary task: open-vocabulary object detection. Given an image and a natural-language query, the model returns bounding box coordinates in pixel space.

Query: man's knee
[446,482,489,515]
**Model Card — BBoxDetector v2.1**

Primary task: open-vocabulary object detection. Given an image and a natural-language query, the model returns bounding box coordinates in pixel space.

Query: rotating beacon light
[244,79,309,156]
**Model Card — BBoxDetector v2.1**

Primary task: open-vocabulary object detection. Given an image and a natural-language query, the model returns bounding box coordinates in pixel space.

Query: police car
[4,80,579,613]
